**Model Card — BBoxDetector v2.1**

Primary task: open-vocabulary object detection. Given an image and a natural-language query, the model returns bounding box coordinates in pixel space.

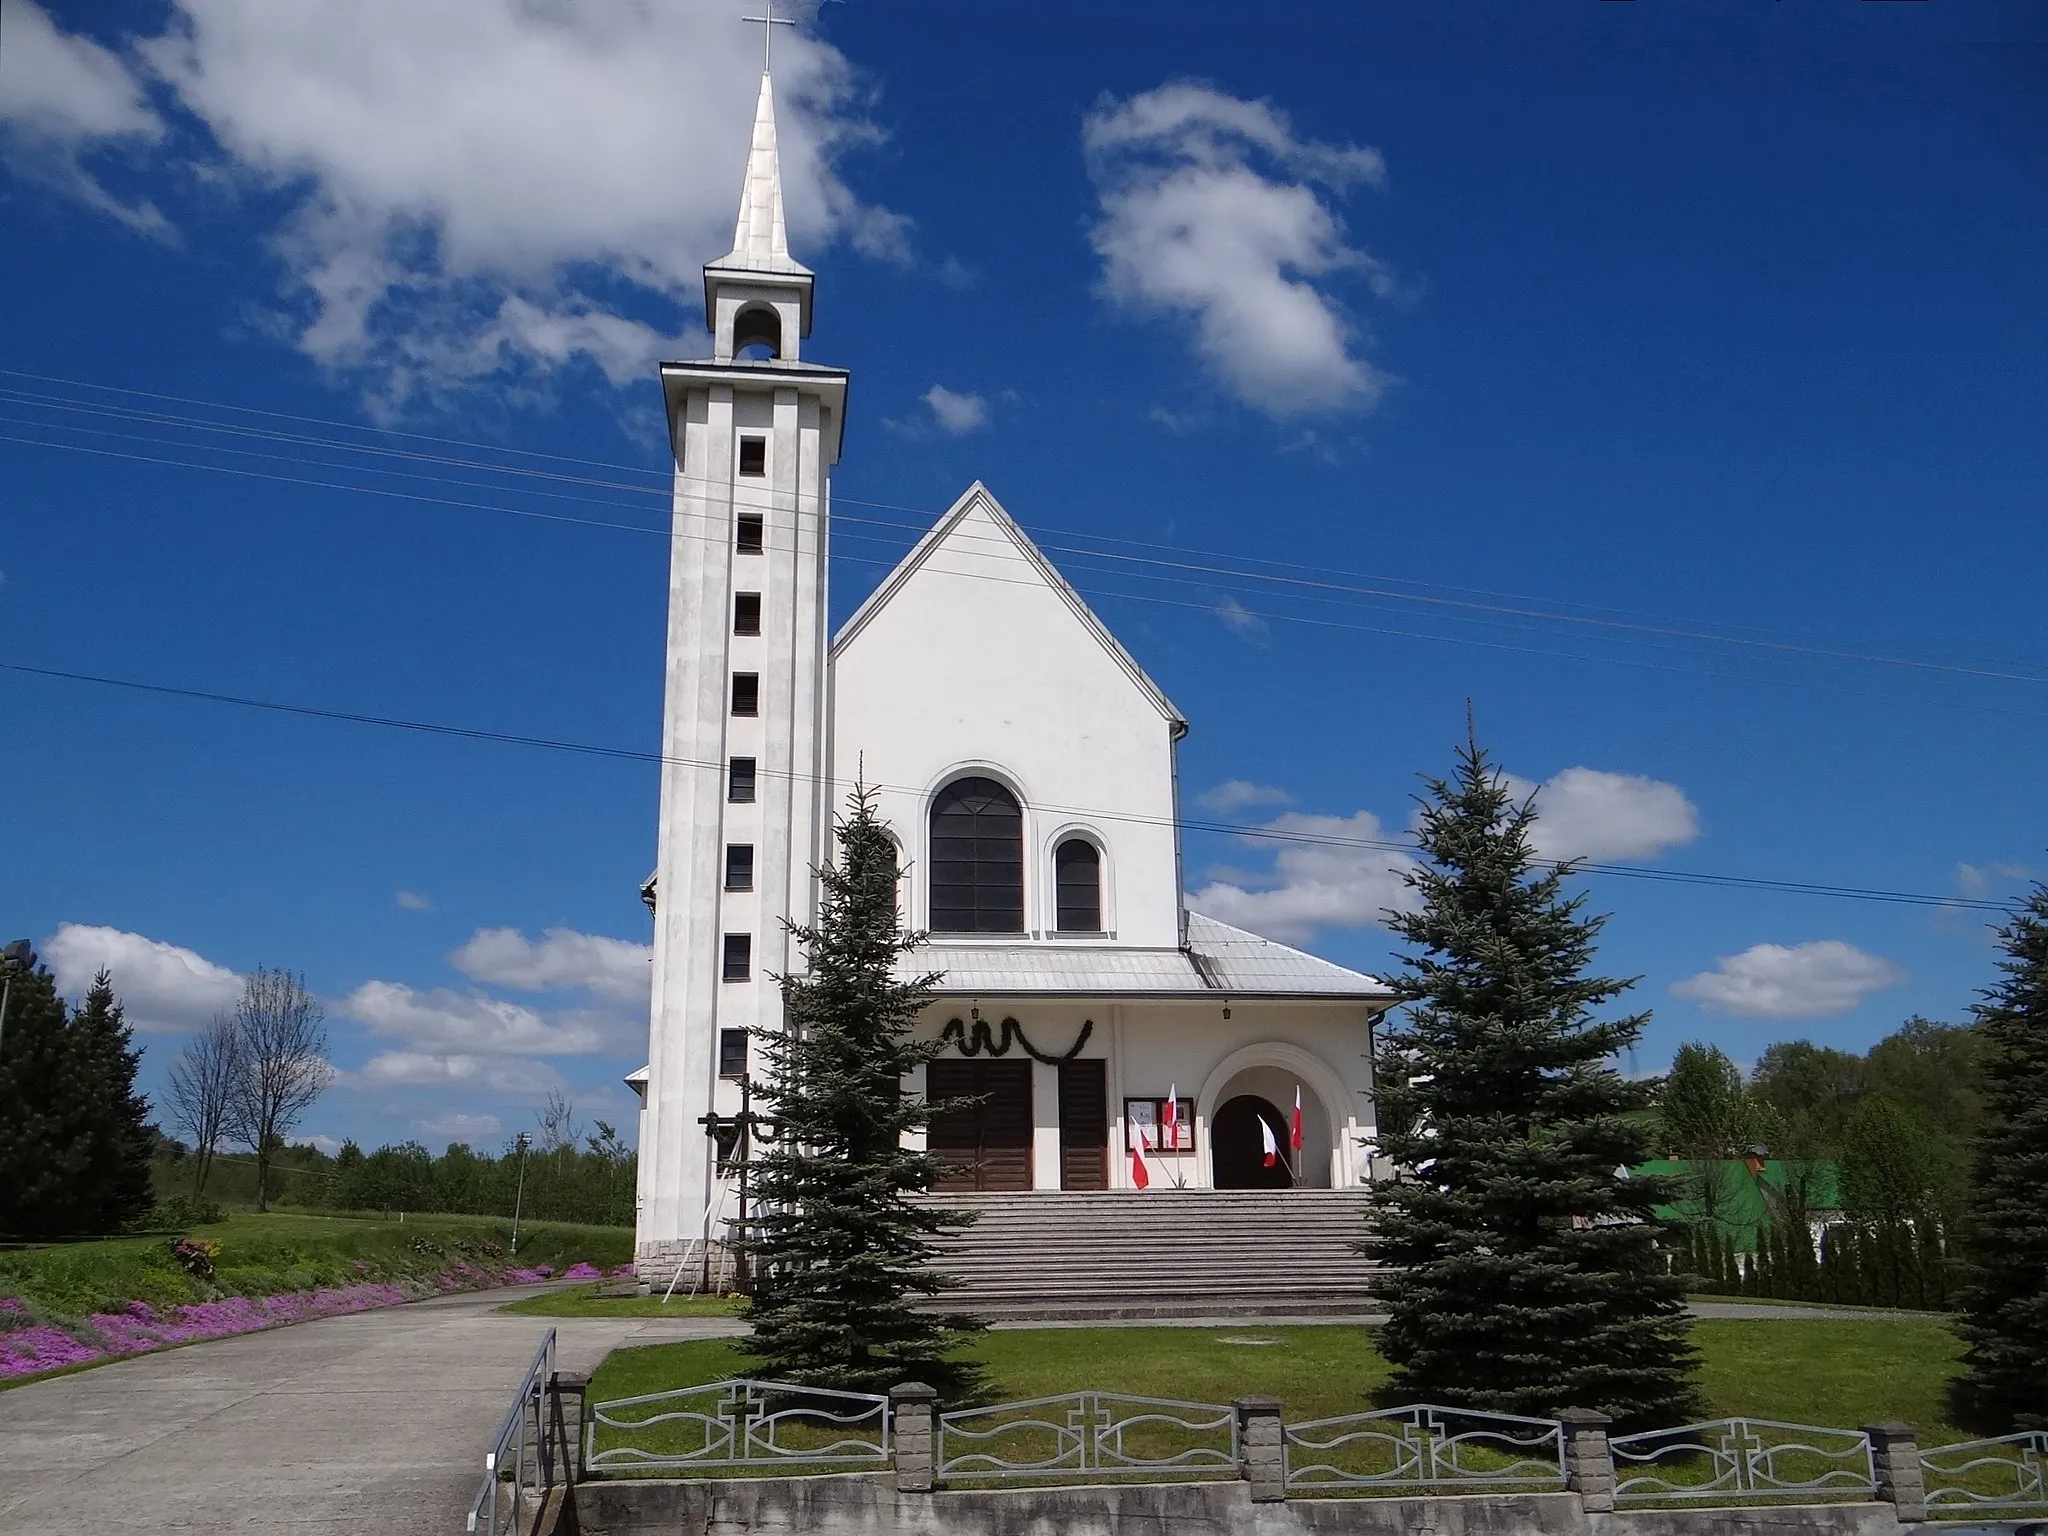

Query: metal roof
[897,911,1391,1002]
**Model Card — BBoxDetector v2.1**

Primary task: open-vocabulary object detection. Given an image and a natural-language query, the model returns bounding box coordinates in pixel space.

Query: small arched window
[1054,839,1102,932]
[930,777,1023,933]
[733,304,782,360]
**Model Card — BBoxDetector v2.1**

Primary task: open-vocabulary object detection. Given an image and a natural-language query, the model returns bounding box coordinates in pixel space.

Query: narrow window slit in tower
[725,844,755,891]
[722,933,752,982]
[734,592,762,635]
[736,514,764,554]
[738,436,766,476]
[728,757,756,803]
[718,1027,749,1080]
[731,673,760,716]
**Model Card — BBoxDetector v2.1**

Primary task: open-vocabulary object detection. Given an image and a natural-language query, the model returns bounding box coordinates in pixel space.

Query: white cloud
[418,1112,502,1144]
[32,2,900,399]
[1214,596,1271,643]
[448,926,650,1006]
[1502,767,1701,863]
[1189,810,1422,946]
[339,979,622,1056]
[1195,780,1294,815]
[292,1134,344,1156]
[355,1050,566,1096]
[394,889,432,911]
[1672,941,1906,1020]
[41,923,242,1033]
[922,385,988,434]
[0,4,168,232]
[1085,82,1390,416]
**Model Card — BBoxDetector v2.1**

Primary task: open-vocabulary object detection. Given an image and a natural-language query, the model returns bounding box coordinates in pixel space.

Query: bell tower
[635,65,848,1283]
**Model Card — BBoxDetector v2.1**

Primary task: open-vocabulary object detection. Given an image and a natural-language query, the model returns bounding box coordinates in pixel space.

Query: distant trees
[0,962,156,1238]
[164,1013,239,1196]
[317,1121,638,1227]
[220,969,332,1213]
[1951,880,2048,1433]
[1367,735,1698,1428]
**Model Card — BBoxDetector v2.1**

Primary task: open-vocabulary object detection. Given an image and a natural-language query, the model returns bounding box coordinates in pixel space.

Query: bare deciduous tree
[164,1013,240,1196]
[222,968,333,1211]
[538,1090,581,1168]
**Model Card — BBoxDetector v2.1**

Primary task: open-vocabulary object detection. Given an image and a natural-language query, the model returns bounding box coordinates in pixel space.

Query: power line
[10,419,2048,724]
[5,367,2044,690]
[0,657,2019,915]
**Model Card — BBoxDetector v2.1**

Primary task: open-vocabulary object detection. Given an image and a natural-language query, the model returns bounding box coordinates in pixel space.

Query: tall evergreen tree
[1366,735,1700,1428]
[69,970,156,1232]
[1950,880,2048,1432]
[738,787,986,1398]
[0,963,78,1237]
[0,967,154,1235]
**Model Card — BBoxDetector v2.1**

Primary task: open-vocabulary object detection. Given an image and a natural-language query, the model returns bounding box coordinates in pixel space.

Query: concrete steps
[915,1190,1381,1322]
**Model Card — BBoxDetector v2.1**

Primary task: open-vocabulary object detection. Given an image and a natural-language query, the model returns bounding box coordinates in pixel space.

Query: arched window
[733,304,782,360]
[1054,839,1102,932]
[930,776,1023,933]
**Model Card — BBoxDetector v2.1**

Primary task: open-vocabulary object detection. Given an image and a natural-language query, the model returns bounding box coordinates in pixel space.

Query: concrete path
[0,1286,1947,1535]
[0,1284,734,1536]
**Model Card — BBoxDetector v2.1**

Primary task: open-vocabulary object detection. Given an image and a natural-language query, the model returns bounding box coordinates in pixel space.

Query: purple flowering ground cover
[0,1213,634,1384]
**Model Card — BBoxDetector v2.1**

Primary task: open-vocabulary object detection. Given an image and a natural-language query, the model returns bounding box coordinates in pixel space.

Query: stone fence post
[1235,1396,1286,1503]
[891,1382,938,1494]
[1864,1422,1927,1522]
[1555,1408,1616,1514]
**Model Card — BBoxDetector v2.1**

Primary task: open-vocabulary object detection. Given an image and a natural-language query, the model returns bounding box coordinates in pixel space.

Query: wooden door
[927,1059,1034,1193]
[1057,1058,1108,1190]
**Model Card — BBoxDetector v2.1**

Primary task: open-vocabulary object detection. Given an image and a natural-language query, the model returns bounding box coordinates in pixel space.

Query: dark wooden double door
[927,1058,1109,1193]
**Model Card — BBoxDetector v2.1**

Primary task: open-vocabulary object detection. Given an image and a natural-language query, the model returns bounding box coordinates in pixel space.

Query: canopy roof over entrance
[897,911,1393,1003]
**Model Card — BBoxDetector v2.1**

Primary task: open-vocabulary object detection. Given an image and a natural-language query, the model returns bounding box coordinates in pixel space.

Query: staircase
[917,1190,1381,1323]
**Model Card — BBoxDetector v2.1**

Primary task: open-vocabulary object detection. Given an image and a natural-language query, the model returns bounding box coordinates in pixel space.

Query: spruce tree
[0,963,78,1237]
[738,786,986,1399]
[1366,735,1700,1428]
[1950,880,2048,1432]
[69,970,156,1232]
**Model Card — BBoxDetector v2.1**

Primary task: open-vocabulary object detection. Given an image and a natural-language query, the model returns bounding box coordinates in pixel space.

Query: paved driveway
[0,1285,738,1536]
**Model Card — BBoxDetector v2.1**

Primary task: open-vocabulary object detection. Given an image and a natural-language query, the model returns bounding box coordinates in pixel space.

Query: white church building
[631,68,1395,1279]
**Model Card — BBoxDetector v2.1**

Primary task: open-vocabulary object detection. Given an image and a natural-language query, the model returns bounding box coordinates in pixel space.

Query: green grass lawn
[499,1284,739,1318]
[586,1317,1969,1442]
[0,1210,631,1318]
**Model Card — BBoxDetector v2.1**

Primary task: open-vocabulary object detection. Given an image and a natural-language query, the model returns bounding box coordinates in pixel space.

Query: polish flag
[1129,1119,1151,1189]
[1260,1116,1280,1169]
[1291,1086,1305,1152]
[1163,1087,1181,1151]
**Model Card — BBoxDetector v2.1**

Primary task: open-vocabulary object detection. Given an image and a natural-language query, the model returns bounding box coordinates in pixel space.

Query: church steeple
[703,70,815,360]
[720,73,811,278]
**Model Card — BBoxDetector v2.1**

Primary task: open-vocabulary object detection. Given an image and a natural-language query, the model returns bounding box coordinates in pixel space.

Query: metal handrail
[466,1329,559,1535]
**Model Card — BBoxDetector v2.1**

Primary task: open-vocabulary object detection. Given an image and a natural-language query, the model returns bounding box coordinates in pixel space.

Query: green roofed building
[1638,1159,1842,1253]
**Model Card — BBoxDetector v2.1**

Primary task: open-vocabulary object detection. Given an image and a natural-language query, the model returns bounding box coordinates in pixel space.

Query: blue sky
[2,0,2043,1155]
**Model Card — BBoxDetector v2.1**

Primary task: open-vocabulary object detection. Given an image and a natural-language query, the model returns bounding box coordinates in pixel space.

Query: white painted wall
[830,485,1186,950]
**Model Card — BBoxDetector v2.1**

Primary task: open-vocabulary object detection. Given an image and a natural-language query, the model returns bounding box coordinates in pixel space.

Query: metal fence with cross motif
[1282,1403,1566,1492]
[1610,1417,1876,1504]
[1922,1429,2048,1513]
[583,1377,890,1473]
[936,1391,1239,1481]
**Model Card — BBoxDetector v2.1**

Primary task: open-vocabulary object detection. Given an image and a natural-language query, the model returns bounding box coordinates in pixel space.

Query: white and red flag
[1291,1086,1305,1152]
[1260,1116,1280,1169]
[1163,1086,1181,1150]
[1128,1117,1151,1189]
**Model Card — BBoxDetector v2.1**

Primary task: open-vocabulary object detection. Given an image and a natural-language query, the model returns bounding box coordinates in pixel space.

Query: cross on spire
[743,0,797,72]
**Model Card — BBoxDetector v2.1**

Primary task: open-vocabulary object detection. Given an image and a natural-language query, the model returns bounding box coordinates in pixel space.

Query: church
[630,67,1395,1284]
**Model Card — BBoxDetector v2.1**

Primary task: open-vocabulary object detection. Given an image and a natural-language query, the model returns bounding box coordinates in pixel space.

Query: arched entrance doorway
[1211,1094,1294,1189]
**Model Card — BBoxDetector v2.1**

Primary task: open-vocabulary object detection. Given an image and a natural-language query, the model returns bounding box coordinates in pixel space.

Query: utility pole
[0,940,35,1060]
[510,1131,533,1255]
